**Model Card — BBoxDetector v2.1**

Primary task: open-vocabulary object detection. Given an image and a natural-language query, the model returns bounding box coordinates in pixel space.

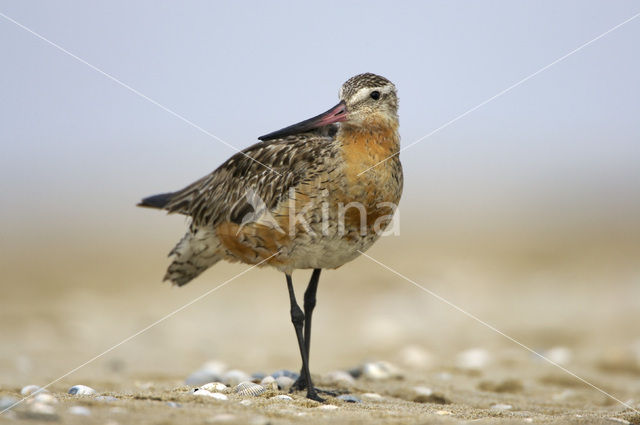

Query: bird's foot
[290,380,340,398]
[306,389,325,403]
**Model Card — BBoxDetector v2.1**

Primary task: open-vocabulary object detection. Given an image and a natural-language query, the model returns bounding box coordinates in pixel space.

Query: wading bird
[139,73,402,401]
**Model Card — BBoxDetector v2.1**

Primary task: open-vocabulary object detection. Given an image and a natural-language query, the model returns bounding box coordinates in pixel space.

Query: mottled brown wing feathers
[158,136,335,226]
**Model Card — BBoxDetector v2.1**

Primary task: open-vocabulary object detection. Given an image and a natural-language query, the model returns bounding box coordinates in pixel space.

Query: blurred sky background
[1,0,639,257]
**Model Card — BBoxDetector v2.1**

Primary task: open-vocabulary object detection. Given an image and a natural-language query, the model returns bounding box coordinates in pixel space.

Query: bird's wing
[161,135,336,227]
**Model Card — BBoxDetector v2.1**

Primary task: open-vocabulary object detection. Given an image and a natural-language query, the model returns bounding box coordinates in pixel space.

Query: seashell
[259,376,278,390]
[272,395,293,401]
[200,382,227,392]
[251,372,266,381]
[68,405,91,416]
[360,393,383,401]
[209,392,228,401]
[32,393,57,405]
[223,369,251,386]
[68,385,97,395]
[325,371,355,385]
[337,394,361,403]
[193,388,227,400]
[20,385,45,396]
[362,361,402,380]
[318,404,338,410]
[271,370,299,380]
[275,376,295,390]
[234,381,266,397]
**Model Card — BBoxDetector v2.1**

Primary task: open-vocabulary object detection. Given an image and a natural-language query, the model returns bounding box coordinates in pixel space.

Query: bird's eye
[370,90,381,100]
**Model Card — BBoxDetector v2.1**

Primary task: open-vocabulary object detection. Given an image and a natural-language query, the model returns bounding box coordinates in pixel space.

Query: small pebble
[251,372,266,381]
[491,403,513,410]
[223,370,252,386]
[167,401,181,408]
[235,381,266,396]
[239,400,252,406]
[68,385,97,395]
[271,370,299,380]
[317,404,338,410]
[436,410,452,415]
[456,348,490,370]
[337,394,361,403]
[361,393,383,401]
[201,382,227,392]
[272,395,293,401]
[362,361,402,380]
[21,385,45,396]
[325,371,355,385]
[276,376,295,390]
[69,405,91,416]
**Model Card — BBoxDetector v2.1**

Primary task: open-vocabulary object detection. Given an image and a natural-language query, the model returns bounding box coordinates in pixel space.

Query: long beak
[258,100,347,141]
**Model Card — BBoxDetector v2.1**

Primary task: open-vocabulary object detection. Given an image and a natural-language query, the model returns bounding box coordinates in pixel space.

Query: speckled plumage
[140,73,402,286]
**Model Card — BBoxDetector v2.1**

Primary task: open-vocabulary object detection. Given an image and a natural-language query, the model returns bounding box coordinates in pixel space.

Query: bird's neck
[338,117,400,175]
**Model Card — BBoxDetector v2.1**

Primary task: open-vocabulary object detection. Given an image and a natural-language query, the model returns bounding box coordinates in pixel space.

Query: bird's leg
[286,274,324,402]
[291,269,320,391]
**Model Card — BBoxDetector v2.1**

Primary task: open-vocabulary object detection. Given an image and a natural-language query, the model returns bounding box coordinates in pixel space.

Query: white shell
[32,393,57,405]
[275,376,294,390]
[362,361,402,380]
[234,381,265,397]
[68,385,97,396]
[200,382,227,392]
[259,376,278,391]
[20,385,45,396]
[318,404,338,410]
[361,393,383,401]
[272,395,293,401]
[193,388,227,400]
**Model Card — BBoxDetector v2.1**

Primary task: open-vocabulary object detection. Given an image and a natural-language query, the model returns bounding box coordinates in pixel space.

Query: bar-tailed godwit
[139,73,402,401]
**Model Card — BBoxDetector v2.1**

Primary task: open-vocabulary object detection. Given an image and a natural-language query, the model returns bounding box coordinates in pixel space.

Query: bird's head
[258,73,397,141]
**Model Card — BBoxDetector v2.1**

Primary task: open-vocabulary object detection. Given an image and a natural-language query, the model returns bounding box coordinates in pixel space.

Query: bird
[138,73,403,401]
